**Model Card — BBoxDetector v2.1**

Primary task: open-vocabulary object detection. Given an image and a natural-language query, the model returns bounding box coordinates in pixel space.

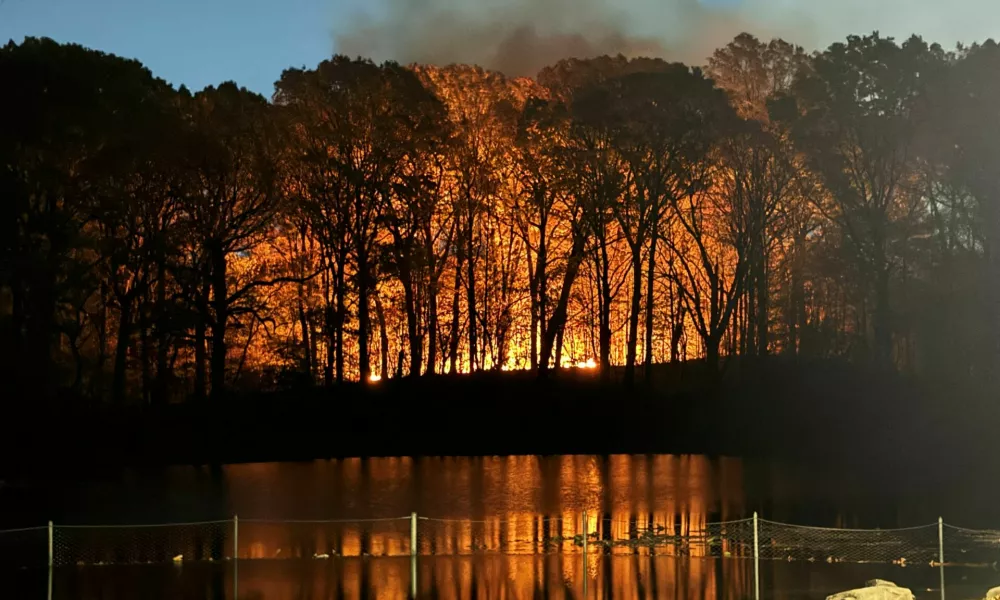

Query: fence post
[233,515,239,600]
[47,520,54,600]
[410,512,418,556]
[410,513,418,598]
[582,511,588,599]
[753,512,760,600]
[939,517,945,600]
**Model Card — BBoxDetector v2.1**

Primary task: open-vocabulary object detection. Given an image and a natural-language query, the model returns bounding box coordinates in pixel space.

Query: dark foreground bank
[0,358,995,478]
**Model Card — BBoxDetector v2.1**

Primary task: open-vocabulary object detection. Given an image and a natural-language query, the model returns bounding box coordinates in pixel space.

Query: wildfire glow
[576,359,597,370]
[369,374,382,382]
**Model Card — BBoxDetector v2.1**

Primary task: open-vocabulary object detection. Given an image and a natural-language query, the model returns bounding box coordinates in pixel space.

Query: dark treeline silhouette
[2,32,999,411]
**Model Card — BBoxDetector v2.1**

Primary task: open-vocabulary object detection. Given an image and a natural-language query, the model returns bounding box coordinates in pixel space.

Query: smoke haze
[334,0,1000,77]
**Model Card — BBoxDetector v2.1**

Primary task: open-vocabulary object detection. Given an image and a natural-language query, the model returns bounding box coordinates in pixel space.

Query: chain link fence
[757,520,942,565]
[237,517,412,558]
[4,514,999,600]
[941,524,1000,567]
[53,520,232,566]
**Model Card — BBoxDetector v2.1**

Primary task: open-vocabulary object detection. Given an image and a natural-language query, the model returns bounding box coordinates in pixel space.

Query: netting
[758,520,941,565]
[238,517,411,558]
[0,517,996,569]
[941,524,1000,567]
[416,516,576,554]
[0,526,48,569]
[53,520,232,566]
[588,517,756,557]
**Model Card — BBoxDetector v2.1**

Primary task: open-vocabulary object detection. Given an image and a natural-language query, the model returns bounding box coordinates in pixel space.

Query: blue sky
[0,0,353,96]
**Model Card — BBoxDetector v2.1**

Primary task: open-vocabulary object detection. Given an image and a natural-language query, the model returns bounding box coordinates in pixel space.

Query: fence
[3,513,1000,599]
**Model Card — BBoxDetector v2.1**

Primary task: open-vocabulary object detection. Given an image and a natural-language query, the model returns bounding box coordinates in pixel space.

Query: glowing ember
[369,374,382,382]
[576,359,597,370]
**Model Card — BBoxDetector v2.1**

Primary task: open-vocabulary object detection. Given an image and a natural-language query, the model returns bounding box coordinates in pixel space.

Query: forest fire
[3,33,999,405]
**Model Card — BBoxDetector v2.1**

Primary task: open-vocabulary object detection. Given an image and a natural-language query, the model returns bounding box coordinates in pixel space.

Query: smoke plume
[334,0,1000,78]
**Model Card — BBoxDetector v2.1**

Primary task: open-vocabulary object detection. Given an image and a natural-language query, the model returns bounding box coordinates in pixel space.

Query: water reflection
[27,556,753,600]
[225,455,746,559]
[8,557,984,600]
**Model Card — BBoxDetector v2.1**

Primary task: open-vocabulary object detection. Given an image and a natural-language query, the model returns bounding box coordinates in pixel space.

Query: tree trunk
[209,244,228,401]
[788,233,806,357]
[402,271,422,376]
[871,219,892,370]
[154,260,169,406]
[427,279,439,376]
[374,290,389,379]
[555,328,564,369]
[539,225,587,375]
[93,283,109,403]
[598,239,612,382]
[528,250,539,371]
[322,262,334,387]
[140,302,152,406]
[335,255,346,384]
[753,216,769,357]
[112,298,132,405]
[757,258,769,357]
[324,303,335,386]
[465,220,478,372]
[706,334,721,376]
[644,235,657,382]
[873,264,892,370]
[529,212,549,371]
[194,281,209,402]
[357,250,372,383]
[298,290,311,376]
[624,251,642,385]
[448,257,462,374]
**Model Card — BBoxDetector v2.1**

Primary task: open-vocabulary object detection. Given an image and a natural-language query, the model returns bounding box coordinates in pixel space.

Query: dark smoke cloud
[334,0,1000,78]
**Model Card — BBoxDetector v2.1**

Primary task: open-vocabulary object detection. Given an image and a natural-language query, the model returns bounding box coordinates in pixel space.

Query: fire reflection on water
[227,455,744,557]
[216,454,748,598]
[208,555,751,600]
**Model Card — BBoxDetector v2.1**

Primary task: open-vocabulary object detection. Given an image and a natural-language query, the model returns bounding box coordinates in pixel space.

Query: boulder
[827,580,914,600]
[985,586,1000,600]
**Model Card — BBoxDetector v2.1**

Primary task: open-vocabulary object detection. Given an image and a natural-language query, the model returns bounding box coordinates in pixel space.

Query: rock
[985,586,1000,600]
[826,580,914,600]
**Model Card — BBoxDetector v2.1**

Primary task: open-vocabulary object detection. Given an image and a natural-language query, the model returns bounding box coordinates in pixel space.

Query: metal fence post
[753,512,760,600]
[233,515,239,600]
[47,520,54,600]
[939,517,945,600]
[582,511,589,599]
[410,512,418,556]
[410,512,418,598]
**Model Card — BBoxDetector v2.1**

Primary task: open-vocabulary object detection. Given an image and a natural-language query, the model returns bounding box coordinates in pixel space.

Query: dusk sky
[2,0,997,96]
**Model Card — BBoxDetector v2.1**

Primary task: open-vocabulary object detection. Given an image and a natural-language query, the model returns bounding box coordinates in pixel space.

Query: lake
[1,454,998,598]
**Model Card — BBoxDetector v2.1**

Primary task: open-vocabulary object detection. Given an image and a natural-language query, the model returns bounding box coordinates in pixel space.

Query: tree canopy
[2,33,998,405]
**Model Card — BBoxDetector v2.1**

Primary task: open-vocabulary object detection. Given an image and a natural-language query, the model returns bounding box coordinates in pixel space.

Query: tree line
[2,32,998,404]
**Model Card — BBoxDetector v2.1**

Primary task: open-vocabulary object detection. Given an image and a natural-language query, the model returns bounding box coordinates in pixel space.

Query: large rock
[985,586,1000,600]
[826,580,914,600]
